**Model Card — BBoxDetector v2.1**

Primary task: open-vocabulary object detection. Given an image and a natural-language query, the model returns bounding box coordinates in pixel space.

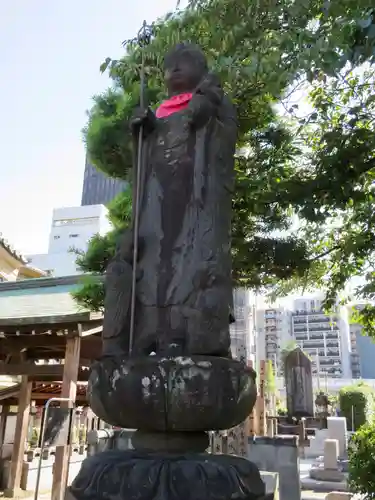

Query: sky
[0,0,182,256]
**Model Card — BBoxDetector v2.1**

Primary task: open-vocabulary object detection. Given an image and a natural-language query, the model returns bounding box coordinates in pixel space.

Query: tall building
[291,297,352,378]
[256,306,292,375]
[81,157,127,206]
[348,303,375,379]
[28,205,111,276]
[349,304,363,378]
[230,288,257,365]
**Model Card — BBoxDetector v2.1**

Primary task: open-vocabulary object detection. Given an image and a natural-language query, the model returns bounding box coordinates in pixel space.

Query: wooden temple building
[0,275,103,498]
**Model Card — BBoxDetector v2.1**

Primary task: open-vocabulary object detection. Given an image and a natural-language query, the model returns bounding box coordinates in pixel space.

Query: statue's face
[164,46,207,95]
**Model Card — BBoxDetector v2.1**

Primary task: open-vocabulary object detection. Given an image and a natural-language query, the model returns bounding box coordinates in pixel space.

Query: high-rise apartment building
[291,297,352,378]
[256,306,292,375]
[348,303,375,379]
[81,157,127,206]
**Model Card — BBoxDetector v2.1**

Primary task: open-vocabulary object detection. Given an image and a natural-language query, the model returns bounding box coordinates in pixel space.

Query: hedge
[349,421,375,498]
[339,383,375,431]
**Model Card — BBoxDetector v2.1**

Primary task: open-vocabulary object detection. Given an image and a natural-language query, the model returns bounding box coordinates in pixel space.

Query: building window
[69,234,79,238]
[54,217,98,227]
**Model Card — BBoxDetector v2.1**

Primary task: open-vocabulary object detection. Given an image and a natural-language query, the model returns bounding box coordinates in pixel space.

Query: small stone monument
[324,439,339,470]
[327,417,347,457]
[285,347,314,418]
[309,438,345,482]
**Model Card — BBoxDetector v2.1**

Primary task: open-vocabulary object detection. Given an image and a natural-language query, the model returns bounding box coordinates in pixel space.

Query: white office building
[256,306,293,376]
[28,205,111,276]
[291,297,352,378]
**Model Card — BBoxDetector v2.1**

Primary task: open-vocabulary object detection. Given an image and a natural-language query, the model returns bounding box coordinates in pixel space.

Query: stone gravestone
[285,347,314,418]
[67,42,267,500]
[327,417,347,457]
[309,438,345,482]
[324,439,339,470]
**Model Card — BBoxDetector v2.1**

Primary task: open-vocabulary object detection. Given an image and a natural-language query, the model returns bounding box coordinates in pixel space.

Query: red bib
[156,93,193,119]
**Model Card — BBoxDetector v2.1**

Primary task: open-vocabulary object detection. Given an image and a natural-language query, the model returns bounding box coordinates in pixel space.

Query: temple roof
[0,275,101,325]
[0,233,27,264]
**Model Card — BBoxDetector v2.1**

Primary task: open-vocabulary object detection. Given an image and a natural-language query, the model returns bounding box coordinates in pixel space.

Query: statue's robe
[103,76,238,357]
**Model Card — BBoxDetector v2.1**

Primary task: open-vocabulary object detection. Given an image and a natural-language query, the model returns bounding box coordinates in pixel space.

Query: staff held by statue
[122,20,152,355]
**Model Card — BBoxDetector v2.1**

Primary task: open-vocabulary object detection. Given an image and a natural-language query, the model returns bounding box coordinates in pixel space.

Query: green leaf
[100,57,112,74]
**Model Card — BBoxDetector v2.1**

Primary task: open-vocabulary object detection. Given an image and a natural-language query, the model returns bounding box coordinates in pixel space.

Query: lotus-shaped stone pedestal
[67,355,267,500]
[87,355,257,432]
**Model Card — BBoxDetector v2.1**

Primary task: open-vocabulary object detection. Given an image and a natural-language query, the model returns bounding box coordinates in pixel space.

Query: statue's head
[164,42,208,95]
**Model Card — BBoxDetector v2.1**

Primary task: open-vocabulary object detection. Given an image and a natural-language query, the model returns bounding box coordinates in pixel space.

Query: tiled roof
[0,233,27,264]
[0,275,102,324]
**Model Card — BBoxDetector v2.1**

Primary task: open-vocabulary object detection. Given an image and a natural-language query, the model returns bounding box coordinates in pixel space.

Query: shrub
[70,426,78,445]
[339,383,375,431]
[78,425,87,444]
[29,426,39,448]
[349,421,375,499]
[277,407,287,416]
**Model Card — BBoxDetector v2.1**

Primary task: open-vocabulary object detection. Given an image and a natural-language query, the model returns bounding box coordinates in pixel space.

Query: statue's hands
[130,107,156,136]
[188,73,223,129]
[117,230,145,266]
[196,73,223,107]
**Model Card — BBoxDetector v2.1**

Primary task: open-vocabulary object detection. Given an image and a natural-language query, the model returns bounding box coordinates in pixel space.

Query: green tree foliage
[349,421,375,499]
[339,382,375,431]
[76,0,375,313]
[268,11,375,330]
[265,359,276,396]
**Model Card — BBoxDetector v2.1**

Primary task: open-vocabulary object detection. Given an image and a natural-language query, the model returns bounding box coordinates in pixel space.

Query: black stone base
[131,430,210,452]
[88,355,257,431]
[66,449,266,500]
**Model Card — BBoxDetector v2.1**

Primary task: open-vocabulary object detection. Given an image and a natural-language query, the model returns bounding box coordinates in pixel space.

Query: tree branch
[310,245,341,262]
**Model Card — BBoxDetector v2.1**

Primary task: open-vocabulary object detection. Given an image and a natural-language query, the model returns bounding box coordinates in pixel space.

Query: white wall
[230,288,257,365]
[275,376,375,396]
[338,305,352,378]
[27,252,79,277]
[293,297,324,313]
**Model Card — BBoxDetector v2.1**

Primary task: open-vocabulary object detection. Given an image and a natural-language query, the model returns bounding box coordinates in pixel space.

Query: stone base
[131,430,209,453]
[325,493,352,500]
[301,473,348,493]
[88,355,257,431]
[67,449,266,500]
[309,467,346,482]
[260,472,279,500]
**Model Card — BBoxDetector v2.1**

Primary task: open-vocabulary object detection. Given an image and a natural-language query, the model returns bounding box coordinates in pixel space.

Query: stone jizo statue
[102,43,238,359]
[69,41,264,500]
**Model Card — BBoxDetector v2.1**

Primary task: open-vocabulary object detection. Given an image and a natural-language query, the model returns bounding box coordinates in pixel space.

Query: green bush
[349,421,375,498]
[29,426,39,448]
[78,425,87,444]
[339,383,375,431]
[70,426,78,445]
